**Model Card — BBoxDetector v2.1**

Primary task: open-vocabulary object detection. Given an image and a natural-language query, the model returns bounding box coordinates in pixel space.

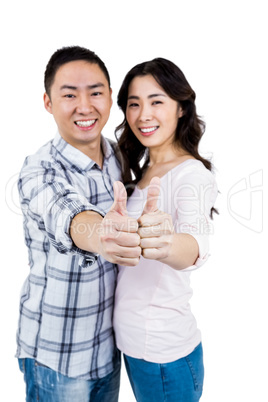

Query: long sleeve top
[114,160,218,363]
[16,132,121,379]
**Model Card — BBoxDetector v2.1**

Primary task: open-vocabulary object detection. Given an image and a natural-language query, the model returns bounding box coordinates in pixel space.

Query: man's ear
[44,92,53,114]
[110,88,113,108]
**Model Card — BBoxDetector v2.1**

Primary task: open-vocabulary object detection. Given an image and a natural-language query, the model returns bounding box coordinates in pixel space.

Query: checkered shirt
[16,132,121,379]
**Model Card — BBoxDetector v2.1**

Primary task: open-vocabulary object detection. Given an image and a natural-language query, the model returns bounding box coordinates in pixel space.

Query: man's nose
[76,95,94,114]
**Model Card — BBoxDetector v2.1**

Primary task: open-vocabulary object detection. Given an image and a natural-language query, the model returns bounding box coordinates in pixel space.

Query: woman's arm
[138,210,199,270]
[138,172,216,270]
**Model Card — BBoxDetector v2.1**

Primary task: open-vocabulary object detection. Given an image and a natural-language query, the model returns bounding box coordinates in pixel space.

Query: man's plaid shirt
[16,132,121,379]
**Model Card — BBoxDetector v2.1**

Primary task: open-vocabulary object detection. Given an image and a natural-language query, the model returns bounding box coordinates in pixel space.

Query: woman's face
[126,74,183,151]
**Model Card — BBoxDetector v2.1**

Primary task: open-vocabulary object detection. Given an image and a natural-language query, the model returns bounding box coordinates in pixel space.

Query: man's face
[44,60,112,152]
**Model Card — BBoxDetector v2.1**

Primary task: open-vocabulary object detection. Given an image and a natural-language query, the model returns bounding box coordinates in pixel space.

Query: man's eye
[64,94,75,98]
[92,92,102,96]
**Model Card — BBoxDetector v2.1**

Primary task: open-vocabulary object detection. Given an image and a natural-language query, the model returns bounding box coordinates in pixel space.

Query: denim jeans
[124,343,204,402]
[18,350,121,402]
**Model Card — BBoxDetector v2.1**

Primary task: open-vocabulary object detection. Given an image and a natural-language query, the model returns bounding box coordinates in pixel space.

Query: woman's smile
[139,126,159,136]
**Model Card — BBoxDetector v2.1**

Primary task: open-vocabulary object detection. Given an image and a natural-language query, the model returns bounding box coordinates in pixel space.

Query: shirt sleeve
[173,167,218,270]
[18,157,104,257]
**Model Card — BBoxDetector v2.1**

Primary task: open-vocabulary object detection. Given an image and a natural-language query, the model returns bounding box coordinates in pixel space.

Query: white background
[1,0,267,400]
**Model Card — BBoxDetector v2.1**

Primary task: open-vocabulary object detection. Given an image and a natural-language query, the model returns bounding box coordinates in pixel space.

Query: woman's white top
[113,160,218,363]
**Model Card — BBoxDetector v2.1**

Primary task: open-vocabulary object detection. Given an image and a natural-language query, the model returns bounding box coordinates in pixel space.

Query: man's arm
[70,181,141,266]
[70,210,103,254]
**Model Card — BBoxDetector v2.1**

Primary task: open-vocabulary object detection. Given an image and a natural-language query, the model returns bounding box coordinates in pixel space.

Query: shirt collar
[52,132,114,172]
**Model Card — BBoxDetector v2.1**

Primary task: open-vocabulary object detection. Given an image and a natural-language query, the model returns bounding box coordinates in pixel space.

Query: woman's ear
[178,106,184,119]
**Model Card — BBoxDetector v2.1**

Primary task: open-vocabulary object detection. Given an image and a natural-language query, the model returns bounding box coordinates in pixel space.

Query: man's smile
[75,119,97,128]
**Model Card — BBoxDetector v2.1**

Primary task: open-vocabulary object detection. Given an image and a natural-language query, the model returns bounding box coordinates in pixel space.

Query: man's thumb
[142,176,161,215]
[110,181,127,215]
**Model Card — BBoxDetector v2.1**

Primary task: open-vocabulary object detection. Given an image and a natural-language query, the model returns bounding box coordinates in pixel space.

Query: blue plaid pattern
[16,133,121,379]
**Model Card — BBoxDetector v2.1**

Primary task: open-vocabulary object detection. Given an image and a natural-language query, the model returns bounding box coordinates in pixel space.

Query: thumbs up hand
[99,181,141,266]
[138,177,175,261]
[141,176,161,215]
[109,181,128,216]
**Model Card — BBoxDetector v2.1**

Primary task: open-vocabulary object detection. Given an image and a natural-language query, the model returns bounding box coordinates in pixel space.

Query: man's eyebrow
[60,83,105,91]
[127,93,166,100]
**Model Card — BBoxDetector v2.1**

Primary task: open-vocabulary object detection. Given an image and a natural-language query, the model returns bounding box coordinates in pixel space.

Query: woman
[113,58,218,401]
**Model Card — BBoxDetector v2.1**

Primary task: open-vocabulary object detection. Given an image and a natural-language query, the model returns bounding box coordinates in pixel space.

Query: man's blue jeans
[124,343,204,402]
[18,350,121,401]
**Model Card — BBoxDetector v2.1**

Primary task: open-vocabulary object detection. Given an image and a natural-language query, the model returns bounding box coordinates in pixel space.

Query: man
[16,46,141,401]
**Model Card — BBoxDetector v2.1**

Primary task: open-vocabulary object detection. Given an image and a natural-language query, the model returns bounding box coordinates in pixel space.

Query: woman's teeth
[140,126,158,133]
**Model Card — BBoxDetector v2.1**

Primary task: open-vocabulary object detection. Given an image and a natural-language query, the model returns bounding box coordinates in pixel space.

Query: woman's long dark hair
[115,57,217,216]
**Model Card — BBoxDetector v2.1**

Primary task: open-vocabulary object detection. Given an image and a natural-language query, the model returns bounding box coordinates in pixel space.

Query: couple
[16,46,217,402]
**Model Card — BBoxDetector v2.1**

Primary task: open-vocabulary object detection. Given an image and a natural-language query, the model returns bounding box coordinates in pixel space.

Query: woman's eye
[152,100,162,105]
[128,103,139,108]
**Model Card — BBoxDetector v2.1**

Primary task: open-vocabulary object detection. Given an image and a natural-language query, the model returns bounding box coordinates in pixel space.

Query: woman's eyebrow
[127,93,166,100]
[148,93,166,99]
[127,95,139,100]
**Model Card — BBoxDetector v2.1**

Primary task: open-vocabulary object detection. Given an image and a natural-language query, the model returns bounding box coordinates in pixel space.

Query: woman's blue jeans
[124,343,204,402]
[18,350,121,402]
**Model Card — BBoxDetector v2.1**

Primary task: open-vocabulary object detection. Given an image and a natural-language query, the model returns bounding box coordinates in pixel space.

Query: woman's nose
[139,105,152,122]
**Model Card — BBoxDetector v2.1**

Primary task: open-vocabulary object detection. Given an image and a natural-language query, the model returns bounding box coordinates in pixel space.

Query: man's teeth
[76,120,96,127]
[140,127,157,133]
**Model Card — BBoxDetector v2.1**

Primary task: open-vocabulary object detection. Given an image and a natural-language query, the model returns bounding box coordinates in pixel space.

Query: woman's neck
[137,147,195,189]
[148,145,190,166]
